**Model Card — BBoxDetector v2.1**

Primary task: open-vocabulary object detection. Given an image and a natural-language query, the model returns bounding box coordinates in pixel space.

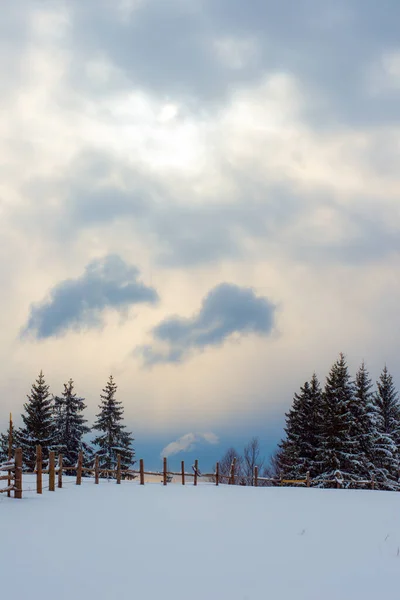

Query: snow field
[1,479,400,600]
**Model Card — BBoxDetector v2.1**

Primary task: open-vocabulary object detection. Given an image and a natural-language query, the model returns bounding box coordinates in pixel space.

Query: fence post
[116,454,121,484]
[306,471,310,488]
[36,445,42,494]
[254,465,258,487]
[163,457,167,486]
[95,455,99,485]
[215,462,219,486]
[194,459,198,486]
[140,458,144,485]
[371,474,375,490]
[230,457,236,486]
[181,460,185,485]
[58,454,63,488]
[49,451,55,492]
[14,448,22,499]
[76,451,83,485]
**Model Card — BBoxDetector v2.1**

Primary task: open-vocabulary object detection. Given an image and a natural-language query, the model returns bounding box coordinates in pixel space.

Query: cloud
[138,283,276,364]
[161,432,220,458]
[24,146,303,268]
[1,0,400,453]
[68,0,400,127]
[22,254,159,339]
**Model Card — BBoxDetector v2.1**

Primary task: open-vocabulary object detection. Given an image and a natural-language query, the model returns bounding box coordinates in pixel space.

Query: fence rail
[0,446,381,500]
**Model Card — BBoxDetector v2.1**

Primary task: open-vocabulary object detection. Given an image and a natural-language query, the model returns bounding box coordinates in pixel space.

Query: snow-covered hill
[1,479,399,599]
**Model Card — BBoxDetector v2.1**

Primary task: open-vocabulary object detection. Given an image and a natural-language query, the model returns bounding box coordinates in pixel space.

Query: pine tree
[317,354,359,485]
[348,362,376,479]
[278,374,324,479]
[372,366,400,488]
[301,374,324,477]
[92,376,135,473]
[0,417,15,463]
[53,379,92,470]
[0,432,9,463]
[18,371,55,471]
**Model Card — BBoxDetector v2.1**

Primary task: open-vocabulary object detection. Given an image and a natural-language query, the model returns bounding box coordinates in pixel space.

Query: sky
[1,0,400,470]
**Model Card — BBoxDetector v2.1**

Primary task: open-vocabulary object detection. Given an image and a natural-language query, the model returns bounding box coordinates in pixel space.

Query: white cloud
[202,432,219,445]
[161,432,220,458]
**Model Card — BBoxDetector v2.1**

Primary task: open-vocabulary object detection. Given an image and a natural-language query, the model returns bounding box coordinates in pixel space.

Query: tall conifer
[53,379,92,469]
[18,371,55,470]
[372,366,400,487]
[92,376,135,473]
[317,354,359,483]
[278,374,324,478]
[348,362,376,479]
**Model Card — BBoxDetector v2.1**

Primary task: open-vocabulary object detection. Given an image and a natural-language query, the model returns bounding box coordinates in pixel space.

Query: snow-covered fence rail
[0,449,22,498]
[252,469,376,489]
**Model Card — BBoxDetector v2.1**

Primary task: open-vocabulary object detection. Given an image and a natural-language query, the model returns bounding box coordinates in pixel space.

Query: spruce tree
[18,371,55,471]
[302,373,324,477]
[0,419,15,463]
[317,354,359,484]
[372,366,400,488]
[0,432,9,463]
[348,362,376,479]
[278,374,324,478]
[92,376,135,473]
[53,379,92,470]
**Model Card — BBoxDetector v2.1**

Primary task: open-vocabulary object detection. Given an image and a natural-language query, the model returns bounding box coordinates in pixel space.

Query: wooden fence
[0,446,379,499]
[0,449,22,498]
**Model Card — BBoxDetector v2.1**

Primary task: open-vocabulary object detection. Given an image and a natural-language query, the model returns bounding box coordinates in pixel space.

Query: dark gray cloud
[22,149,400,270]
[70,190,291,267]
[22,254,159,339]
[22,151,304,268]
[137,283,276,364]
[5,0,400,272]
[68,0,400,126]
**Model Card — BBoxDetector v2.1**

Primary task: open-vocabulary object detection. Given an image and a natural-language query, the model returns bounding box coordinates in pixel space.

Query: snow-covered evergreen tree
[53,379,92,469]
[92,376,135,473]
[18,371,55,471]
[278,374,324,478]
[271,356,400,488]
[372,366,400,488]
[317,354,360,485]
[348,362,376,479]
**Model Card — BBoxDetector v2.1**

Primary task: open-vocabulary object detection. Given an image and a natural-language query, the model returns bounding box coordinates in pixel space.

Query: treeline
[215,354,400,490]
[0,371,134,474]
[275,354,400,489]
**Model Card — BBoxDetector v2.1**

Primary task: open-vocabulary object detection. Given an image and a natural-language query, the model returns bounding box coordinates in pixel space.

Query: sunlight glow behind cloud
[0,0,399,458]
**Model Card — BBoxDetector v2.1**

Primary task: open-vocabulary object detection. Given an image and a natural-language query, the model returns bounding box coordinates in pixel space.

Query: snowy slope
[1,478,400,600]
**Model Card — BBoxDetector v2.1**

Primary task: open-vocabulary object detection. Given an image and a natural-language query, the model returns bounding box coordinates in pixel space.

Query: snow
[1,478,400,599]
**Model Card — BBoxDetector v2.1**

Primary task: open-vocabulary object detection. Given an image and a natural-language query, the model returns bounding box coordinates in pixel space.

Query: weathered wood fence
[0,449,22,498]
[0,446,378,499]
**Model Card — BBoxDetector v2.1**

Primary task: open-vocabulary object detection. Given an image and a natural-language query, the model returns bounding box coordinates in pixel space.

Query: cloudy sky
[1,0,400,469]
